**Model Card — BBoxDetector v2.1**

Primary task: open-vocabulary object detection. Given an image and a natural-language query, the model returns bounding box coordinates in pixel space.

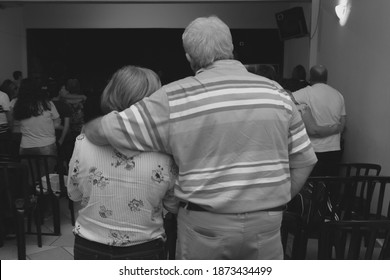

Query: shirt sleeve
[292,87,309,105]
[101,89,171,156]
[50,101,60,120]
[67,135,84,201]
[288,100,318,168]
[0,93,10,111]
[340,95,346,116]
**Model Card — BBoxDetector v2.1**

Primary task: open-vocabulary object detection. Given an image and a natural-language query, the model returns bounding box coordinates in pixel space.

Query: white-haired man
[84,16,317,260]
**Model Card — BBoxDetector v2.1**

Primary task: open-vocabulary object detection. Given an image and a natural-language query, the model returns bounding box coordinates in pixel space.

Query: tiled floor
[1,200,319,260]
[0,199,80,260]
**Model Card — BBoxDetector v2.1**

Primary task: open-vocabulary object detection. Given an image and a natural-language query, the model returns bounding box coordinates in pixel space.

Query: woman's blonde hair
[100,66,161,114]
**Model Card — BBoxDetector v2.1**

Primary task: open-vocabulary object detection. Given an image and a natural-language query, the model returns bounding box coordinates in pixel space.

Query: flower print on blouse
[128,199,144,212]
[88,167,109,189]
[69,159,80,188]
[81,196,90,208]
[67,133,179,247]
[111,150,136,170]
[108,230,135,247]
[151,164,167,184]
[98,205,113,218]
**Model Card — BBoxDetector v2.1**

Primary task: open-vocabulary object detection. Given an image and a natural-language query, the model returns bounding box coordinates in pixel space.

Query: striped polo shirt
[102,60,317,213]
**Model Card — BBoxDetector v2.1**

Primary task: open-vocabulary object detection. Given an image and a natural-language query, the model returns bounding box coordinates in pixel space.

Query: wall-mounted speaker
[275,7,309,41]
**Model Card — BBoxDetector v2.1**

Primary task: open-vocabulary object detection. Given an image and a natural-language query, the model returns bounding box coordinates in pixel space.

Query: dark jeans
[311,150,342,177]
[74,235,166,260]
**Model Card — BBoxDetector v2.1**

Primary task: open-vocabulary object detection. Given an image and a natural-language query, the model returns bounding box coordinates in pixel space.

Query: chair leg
[68,199,75,226]
[34,208,42,247]
[16,209,26,260]
[298,231,309,259]
[27,211,32,233]
[0,220,4,248]
[52,197,61,235]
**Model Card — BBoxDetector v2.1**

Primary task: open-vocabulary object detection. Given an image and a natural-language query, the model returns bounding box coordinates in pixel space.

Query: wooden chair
[333,176,390,221]
[337,163,381,177]
[0,162,41,259]
[19,154,75,237]
[281,211,303,259]
[0,132,21,157]
[319,220,390,259]
[285,176,390,259]
[283,176,340,259]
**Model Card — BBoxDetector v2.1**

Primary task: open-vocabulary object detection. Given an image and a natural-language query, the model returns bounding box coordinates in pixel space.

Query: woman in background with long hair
[13,78,60,156]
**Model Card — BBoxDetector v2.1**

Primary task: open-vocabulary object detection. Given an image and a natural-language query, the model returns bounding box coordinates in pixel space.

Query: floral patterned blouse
[67,134,179,247]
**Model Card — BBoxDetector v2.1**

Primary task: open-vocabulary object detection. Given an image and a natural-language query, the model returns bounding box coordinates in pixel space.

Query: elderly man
[293,65,346,176]
[84,16,317,260]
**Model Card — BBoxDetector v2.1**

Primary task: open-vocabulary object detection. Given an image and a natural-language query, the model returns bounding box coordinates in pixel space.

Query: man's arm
[84,117,109,146]
[339,115,346,134]
[290,164,315,198]
[57,117,70,146]
[84,89,170,155]
[300,106,340,138]
[288,98,317,198]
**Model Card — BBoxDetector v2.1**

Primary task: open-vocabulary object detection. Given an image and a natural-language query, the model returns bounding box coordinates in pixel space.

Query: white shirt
[0,91,10,133]
[293,83,346,152]
[67,134,179,246]
[19,101,59,148]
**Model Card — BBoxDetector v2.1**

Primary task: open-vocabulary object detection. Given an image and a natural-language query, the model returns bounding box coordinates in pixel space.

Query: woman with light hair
[67,66,178,260]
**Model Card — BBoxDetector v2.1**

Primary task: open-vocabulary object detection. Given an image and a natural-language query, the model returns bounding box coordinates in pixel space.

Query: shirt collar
[196,59,246,75]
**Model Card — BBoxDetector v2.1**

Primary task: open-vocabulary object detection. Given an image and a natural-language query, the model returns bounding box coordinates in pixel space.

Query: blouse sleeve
[67,135,84,201]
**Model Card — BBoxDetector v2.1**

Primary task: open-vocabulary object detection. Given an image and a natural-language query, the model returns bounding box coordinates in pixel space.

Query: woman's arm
[58,117,70,146]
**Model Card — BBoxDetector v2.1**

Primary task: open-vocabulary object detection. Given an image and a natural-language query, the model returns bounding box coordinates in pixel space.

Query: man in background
[12,70,23,94]
[293,64,346,176]
[84,16,317,260]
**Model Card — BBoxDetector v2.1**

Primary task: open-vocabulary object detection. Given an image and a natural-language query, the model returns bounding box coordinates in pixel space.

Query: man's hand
[84,117,109,146]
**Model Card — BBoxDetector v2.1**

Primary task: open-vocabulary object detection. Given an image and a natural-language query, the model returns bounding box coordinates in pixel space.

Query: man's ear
[185,53,192,64]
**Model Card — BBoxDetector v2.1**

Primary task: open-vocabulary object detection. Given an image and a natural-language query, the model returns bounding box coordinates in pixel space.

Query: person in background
[0,79,18,101]
[12,71,23,95]
[67,65,178,260]
[13,78,60,157]
[282,64,310,93]
[293,65,346,176]
[60,78,87,162]
[84,16,317,260]
[255,64,278,81]
[46,78,72,166]
[0,86,11,138]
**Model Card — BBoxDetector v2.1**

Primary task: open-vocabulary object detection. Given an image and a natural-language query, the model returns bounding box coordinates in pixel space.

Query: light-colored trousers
[176,207,283,260]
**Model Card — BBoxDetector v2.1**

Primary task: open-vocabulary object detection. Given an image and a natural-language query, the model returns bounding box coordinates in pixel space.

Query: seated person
[67,65,178,260]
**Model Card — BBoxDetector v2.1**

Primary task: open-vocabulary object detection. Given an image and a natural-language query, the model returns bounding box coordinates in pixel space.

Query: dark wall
[27,28,283,88]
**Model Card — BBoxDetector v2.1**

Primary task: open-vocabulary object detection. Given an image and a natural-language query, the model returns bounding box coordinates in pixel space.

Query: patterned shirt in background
[0,91,10,134]
[67,134,178,246]
[100,60,317,214]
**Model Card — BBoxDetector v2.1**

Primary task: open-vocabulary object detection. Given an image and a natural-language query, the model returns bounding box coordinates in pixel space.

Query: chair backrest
[288,177,334,226]
[0,133,21,156]
[306,176,390,221]
[0,162,31,210]
[320,220,390,259]
[337,163,381,177]
[18,154,66,197]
